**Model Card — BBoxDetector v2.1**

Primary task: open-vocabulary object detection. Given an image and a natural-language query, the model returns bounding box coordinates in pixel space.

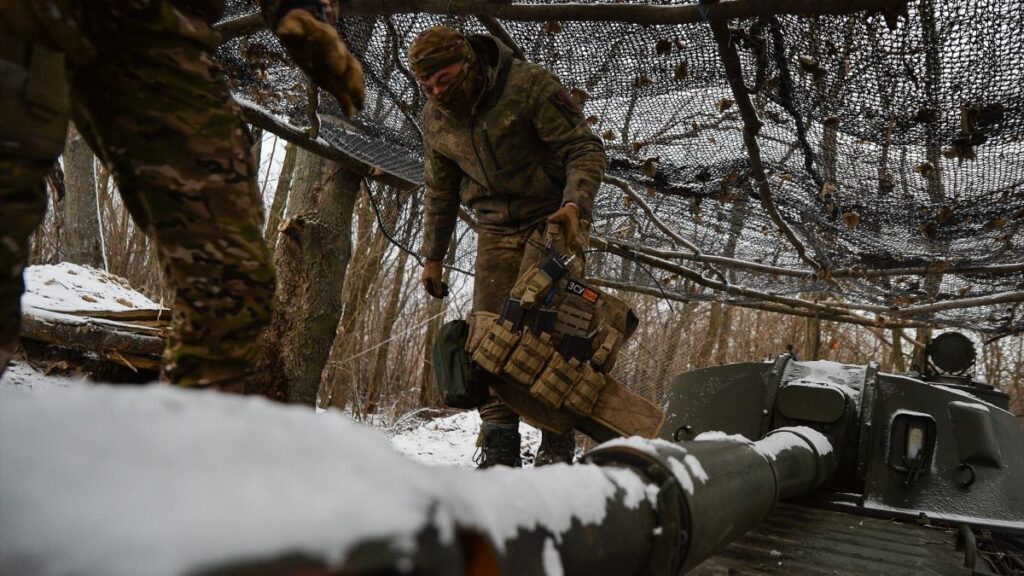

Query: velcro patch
[566,279,599,304]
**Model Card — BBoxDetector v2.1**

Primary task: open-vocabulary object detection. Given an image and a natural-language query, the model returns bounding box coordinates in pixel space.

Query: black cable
[583,248,675,313]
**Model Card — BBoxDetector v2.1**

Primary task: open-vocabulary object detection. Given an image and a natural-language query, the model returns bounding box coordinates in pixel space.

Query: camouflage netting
[217,0,1024,338]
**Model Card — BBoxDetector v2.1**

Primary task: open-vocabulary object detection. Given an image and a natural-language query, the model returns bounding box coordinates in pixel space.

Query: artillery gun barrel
[575,426,837,575]
[0,386,835,576]
[344,427,837,575]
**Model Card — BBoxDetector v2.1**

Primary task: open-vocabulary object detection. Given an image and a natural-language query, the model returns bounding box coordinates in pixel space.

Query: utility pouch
[432,319,489,408]
[590,323,624,371]
[511,253,571,308]
[565,363,607,415]
[466,312,497,355]
[472,319,521,375]
[503,330,555,387]
[531,353,581,409]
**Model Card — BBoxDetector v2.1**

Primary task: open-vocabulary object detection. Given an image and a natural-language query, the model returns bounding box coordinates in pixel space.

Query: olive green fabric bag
[433,319,489,408]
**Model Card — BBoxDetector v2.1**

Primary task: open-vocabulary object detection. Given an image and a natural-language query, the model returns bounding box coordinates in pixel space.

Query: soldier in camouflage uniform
[0,0,364,389]
[409,26,606,467]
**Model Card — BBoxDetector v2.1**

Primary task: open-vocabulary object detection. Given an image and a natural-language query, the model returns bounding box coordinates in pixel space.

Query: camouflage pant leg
[0,38,71,377]
[69,1,274,388]
[473,229,530,425]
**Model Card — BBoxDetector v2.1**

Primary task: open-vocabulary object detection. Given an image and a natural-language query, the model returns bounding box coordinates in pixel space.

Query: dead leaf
[983,217,1008,231]
[655,39,672,56]
[642,157,660,178]
[937,206,954,224]
[585,115,599,126]
[913,161,935,177]
[716,98,734,112]
[674,61,689,81]
[918,220,938,238]
[633,75,654,88]
[842,211,861,230]
[601,129,617,141]
[543,21,562,35]
[821,182,838,198]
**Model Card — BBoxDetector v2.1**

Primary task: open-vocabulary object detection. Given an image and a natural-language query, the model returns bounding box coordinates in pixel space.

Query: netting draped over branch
[217,0,1024,336]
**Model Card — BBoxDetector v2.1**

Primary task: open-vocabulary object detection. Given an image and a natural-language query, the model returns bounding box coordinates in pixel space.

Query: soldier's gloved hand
[547,202,581,247]
[420,258,447,299]
[275,8,365,118]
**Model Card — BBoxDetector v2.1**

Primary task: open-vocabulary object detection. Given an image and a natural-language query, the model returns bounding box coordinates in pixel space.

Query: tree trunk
[714,305,734,365]
[254,148,361,406]
[803,315,822,360]
[889,327,906,372]
[60,125,104,268]
[320,185,387,413]
[264,141,297,248]
[365,250,408,413]
[910,327,932,374]
[697,302,723,365]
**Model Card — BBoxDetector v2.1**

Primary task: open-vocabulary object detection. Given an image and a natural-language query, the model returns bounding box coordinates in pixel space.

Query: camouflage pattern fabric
[408,25,474,78]
[0,0,274,389]
[473,221,588,427]
[419,33,605,261]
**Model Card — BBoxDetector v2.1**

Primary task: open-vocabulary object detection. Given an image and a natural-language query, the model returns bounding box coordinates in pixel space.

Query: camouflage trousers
[0,0,274,388]
[472,220,587,426]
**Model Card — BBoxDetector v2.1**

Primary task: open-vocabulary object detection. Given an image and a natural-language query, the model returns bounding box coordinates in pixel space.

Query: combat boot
[535,430,576,466]
[475,422,522,468]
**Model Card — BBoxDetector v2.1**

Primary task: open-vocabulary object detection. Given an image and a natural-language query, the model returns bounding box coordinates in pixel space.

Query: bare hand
[547,202,581,248]
[420,259,447,298]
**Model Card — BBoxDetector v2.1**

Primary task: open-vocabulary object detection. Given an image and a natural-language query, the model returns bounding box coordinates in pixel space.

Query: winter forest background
[26,126,1024,425]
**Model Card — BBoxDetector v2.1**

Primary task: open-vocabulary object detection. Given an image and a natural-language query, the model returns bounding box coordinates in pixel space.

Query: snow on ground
[0,363,653,576]
[21,262,166,315]
[390,410,545,468]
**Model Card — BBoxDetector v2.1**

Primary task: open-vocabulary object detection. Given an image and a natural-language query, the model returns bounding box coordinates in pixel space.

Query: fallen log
[20,307,165,362]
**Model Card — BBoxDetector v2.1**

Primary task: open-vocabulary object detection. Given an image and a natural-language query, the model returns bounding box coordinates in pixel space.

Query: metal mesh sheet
[217,0,1024,337]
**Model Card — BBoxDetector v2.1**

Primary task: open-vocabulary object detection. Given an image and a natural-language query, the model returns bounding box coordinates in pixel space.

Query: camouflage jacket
[419,35,606,261]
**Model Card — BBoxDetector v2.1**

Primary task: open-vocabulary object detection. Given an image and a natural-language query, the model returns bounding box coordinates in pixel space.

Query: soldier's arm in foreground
[258,0,364,117]
[530,70,606,220]
[419,136,464,262]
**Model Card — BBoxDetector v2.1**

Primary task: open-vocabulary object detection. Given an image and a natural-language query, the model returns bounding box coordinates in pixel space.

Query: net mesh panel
[218,1,1023,400]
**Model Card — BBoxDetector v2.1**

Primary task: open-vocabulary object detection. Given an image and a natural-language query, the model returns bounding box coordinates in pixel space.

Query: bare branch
[588,278,929,331]
[708,14,821,272]
[599,236,1024,279]
[603,176,699,254]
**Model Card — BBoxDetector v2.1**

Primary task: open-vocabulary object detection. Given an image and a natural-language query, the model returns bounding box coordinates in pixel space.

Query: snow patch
[782,360,865,403]
[784,426,834,456]
[598,436,661,457]
[667,457,695,495]
[694,431,753,444]
[0,379,629,574]
[949,400,990,413]
[605,468,658,510]
[21,263,165,315]
[542,538,564,576]
[684,454,709,483]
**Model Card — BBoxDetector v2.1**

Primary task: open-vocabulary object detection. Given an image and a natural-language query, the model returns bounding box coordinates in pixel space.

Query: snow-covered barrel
[584,428,836,574]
